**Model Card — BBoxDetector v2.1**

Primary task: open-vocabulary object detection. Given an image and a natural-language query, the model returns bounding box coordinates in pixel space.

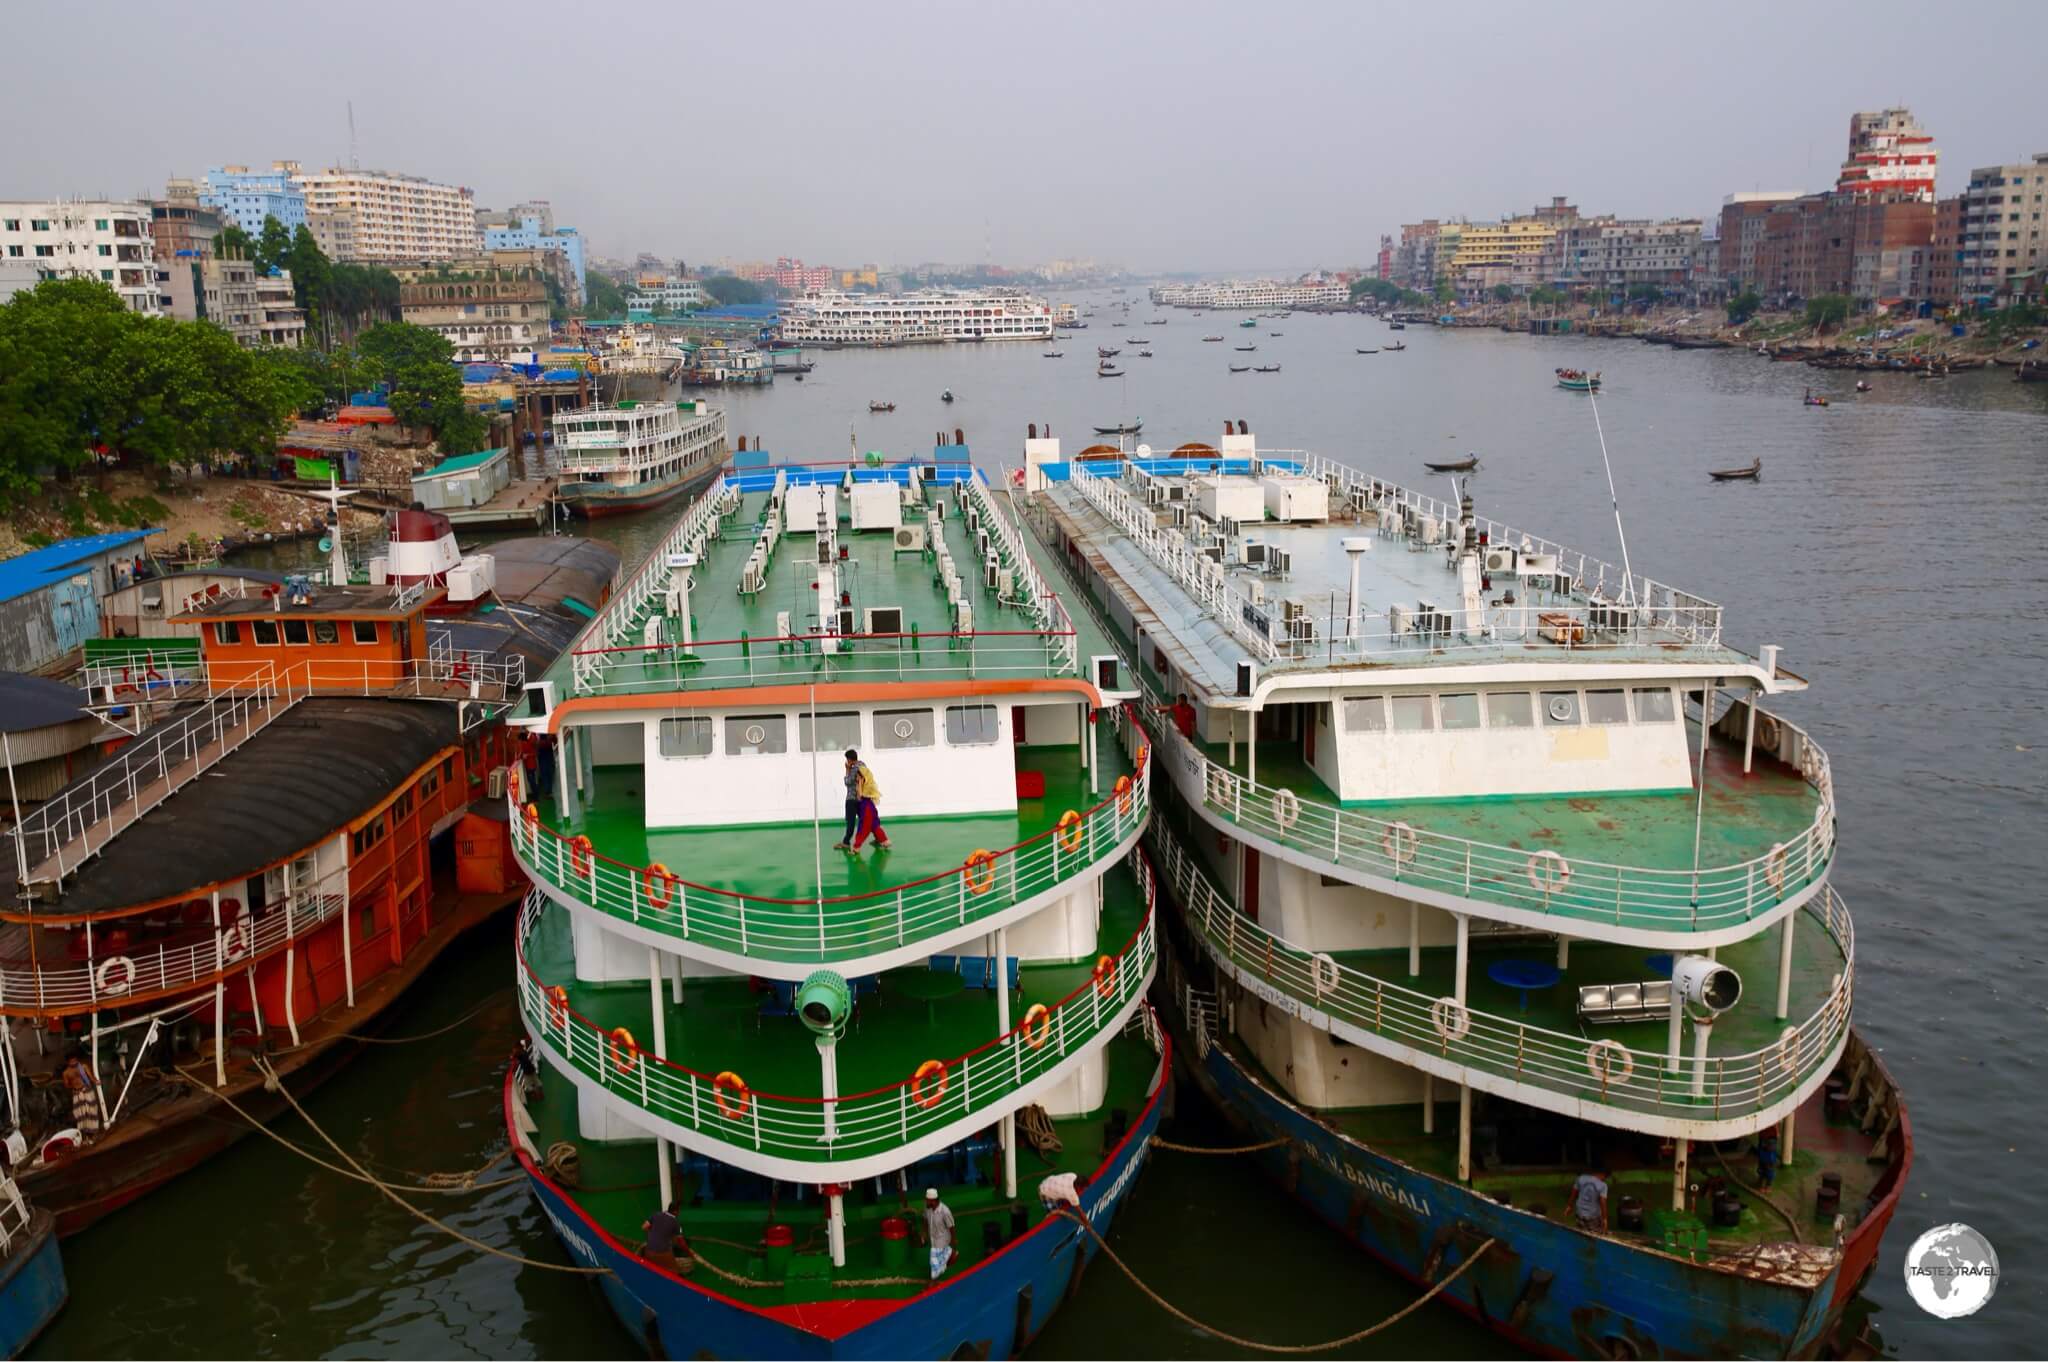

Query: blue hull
[510,1029,1168,1359]
[1182,1021,1849,1359]
[0,1210,66,1358]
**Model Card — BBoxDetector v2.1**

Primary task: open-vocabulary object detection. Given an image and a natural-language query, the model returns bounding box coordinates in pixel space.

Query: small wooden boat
[1254,365,1281,373]
[1855,380,1870,392]
[1138,350,1154,358]
[1388,321,1406,330]
[1239,319,1257,328]
[1356,347,1380,355]
[868,401,895,412]
[1709,457,1762,482]
[1202,335,1224,342]
[1228,364,1251,373]
[1097,367,1125,378]
[1097,347,1120,358]
[1269,332,1284,337]
[1385,342,1406,351]
[1093,421,1142,436]
[1802,389,1828,407]
[1425,456,1478,473]
[1042,351,1064,358]
[941,390,954,403]
[1235,344,1257,352]
[1556,368,1602,392]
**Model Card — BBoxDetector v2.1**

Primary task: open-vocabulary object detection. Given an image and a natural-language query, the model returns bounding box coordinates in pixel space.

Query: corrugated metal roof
[0,671,92,733]
[416,447,509,480]
[0,530,158,605]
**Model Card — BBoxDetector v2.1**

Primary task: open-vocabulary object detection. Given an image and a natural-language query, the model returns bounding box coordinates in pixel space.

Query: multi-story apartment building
[626,278,706,313]
[254,272,307,347]
[1717,193,1803,290]
[0,200,160,313]
[773,257,835,293]
[200,162,309,235]
[293,166,480,263]
[1835,108,1939,201]
[1546,218,1703,293]
[1946,152,2048,304]
[1925,193,1968,306]
[1375,235,1393,281]
[480,201,586,304]
[151,180,225,265]
[394,255,549,358]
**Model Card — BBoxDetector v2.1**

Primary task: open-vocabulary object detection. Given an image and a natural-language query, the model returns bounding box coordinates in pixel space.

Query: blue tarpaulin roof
[0,529,158,605]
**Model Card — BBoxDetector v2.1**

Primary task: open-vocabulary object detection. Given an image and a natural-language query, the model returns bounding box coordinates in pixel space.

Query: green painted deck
[523,1027,1158,1306]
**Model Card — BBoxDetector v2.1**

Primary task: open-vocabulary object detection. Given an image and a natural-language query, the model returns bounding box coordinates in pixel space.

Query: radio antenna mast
[347,100,358,170]
[1585,387,1636,604]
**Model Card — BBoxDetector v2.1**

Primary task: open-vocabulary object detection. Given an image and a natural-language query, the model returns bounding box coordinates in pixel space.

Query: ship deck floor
[523,1027,1158,1306]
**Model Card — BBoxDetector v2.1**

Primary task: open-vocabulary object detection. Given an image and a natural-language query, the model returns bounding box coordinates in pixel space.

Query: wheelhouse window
[1542,690,1582,726]
[725,715,787,756]
[875,707,934,749]
[1389,695,1434,732]
[1585,689,1631,725]
[1439,693,1481,730]
[798,711,860,753]
[1342,696,1388,733]
[214,621,241,645]
[353,621,379,644]
[658,717,713,758]
[1633,687,1677,723]
[1487,692,1534,728]
[283,619,310,646]
[944,704,1000,745]
[252,619,280,646]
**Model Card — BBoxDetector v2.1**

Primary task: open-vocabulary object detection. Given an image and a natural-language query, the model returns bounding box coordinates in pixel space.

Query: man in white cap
[919,1187,955,1279]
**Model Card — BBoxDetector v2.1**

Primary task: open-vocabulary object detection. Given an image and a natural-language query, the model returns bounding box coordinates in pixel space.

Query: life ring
[1382,820,1418,867]
[1586,1039,1634,1087]
[1773,1025,1801,1076]
[1311,952,1341,996]
[1057,810,1084,852]
[1092,954,1117,998]
[1134,743,1150,774]
[1762,843,1788,892]
[523,801,540,828]
[713,1070,751,1119]
[1754,712,1781,752]
[1114,774,1134,816]
[569,834,594,877]
[962,849,996,894]
[911,1059,949,1109]
[1272,787,1301,832]
[94,954,137,997]
[507,763,524,803]
[1021,1003,1052,1048]
[644,862,676,908]
[608,1027,638,1075]
[1138,855,1158,913]
[545,985,569,1027]
[1526,850,1571,894]
[1430,996,1471,1041]
[1009,467,1026,489]
[1207,766,1236,808]
[217,919,251,965]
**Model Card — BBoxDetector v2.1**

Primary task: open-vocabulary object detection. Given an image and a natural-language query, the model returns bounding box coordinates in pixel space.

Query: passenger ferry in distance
[1016,425,1909,1358]
[503,440,1166,1357]
[553,398,730,518]
[777,289,1056,346]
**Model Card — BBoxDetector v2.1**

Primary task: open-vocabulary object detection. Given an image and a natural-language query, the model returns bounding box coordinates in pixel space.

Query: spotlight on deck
[1671,956,1742,1015]
[798,970,852,1038]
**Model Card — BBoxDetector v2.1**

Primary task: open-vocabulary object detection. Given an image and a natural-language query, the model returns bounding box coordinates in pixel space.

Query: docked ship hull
[506,1026,1169,1361]
[560,465,722,519]
[1163,950,1910,1360]
[0,1209,65,1355]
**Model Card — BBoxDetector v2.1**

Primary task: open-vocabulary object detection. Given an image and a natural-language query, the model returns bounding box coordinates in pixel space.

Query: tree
[255,214,292,274]
[542,273,568,323]
[1726,291,1762,324]
[584,272,628,317]
[1805,294,1852,331]
[218,222,254,260]
[1432,279,1454,304]
[1529,286,1568,307]
[355,322,484,452]
[1626,283,1665,304]
[702,275,768,306]
[1491,284,1515,303]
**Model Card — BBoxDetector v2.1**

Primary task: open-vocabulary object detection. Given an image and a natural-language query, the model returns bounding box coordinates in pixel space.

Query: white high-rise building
[0,200,160,313]
[289,167,480,263]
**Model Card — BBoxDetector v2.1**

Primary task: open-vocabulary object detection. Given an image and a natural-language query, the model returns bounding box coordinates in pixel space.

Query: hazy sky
[7,0,2044,273]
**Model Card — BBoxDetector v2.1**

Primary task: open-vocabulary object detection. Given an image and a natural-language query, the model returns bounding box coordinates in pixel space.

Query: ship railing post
[896,892,905,944]
[899,1087,909,1142]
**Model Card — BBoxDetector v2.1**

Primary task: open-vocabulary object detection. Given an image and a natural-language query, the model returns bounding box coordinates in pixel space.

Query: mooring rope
[1713,1147,1806,1244]
[1150,1134,1291,1155]
[1054,1208,1496,1353]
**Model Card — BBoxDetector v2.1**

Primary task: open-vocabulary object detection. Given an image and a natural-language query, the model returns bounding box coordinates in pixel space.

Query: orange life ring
[1114,774,1134,816]
[1381,820,1418,867]
[1021,1003,1052,1048]
[608,1026,638,1075]
[911,1058,949,1109]
[963,849,996,895]
[713,1070,751,1119]
[1092,954,1117,999]
[507,763,524,803]
[644,862,676,908]
[545,985,569,1027]
[1135,743,1150,773]
[1762,843,1788,892]
[1057,809,1084,852]
[569,834,594,877]
[523,801,540,827]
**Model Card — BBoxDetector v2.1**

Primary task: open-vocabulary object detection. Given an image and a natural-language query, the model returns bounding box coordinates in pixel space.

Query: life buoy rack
[1772,1025,1802,1076]
[911,1059,949,1109]
[1587,1039,1634,1087]
[1762,843,1788,892]
[1272,787,1301,832]
[1057,810,1084,852]
[94,955,137,997]
[545,985,569,1027]
[962,849,996,895]
[1021,1003,1052,1048]
[1430,996,1471,1041]
[713,1070,750,1119]
[1092,954,1117,999]
[1114,774,1135,817]
[1526,850,1571,894]
[643,862,676,909]
[1382,820,1418,867]
[1311,952,1341,996]
[569,835,594,878]
[608,1027,638,1075]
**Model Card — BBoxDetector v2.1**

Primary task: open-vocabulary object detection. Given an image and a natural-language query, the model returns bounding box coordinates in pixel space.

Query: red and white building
[1834,107,1939,202]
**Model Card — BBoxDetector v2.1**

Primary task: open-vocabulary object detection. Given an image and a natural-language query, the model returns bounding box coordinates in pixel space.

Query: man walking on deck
[847,750,890,852]
[920,1188,955,1278]
[834,749,863,850]
[1569,1163,1609,1232]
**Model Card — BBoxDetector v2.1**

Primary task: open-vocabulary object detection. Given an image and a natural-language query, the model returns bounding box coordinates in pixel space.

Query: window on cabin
[799,711,861,753]
[354,621,378,644]
[313,620,339,645]
[875,707,934,749]
[1343,697,1388,733]
[1487,692,1534,728]
[214,621,240,645]
[1633,687,1677,723]
[725,715,787,756]
[441,756,456,781]
[283,619,310,646]
[1390,695,1434,732]
[1542,690,1582,725]
[252,619,279,646]
[1439,693,1481,730]
[945,704,1000,745]
[1586,689,1631,725]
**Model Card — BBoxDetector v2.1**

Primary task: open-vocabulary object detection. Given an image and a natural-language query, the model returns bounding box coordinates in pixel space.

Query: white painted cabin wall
[1234,994,1428,1110]
[579,1085,658,1143]
[1035,1046,1108,1118]
[572,916,743,983]
[1264,859,1460,954]
[586,721,644,767]
[1017,701,1079,747]
[1001,878,1100,962]
[1309,702,1342,795]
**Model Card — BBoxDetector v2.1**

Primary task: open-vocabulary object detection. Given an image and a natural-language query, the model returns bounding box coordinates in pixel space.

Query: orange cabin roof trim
[168,583,446,625]
[547,677,1104,734]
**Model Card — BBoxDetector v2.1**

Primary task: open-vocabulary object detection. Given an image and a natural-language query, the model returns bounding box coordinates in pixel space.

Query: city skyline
[3,0,2045,274]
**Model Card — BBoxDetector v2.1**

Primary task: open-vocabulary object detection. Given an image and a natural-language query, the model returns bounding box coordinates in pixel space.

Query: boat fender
[643,862,676,909]
[94,954,137,997]
[1382,820,1419,867]
[1021,1003,1052,1049]
[713,1071,751,1119]
[1763,843,1788,892]
[1057,810,1084,852]
[545,985,570,1028]
[1114,774,1135,817]
[607,1027,638,1075]
[1311,952,1341,997]
[1092,954,1118,999]
[1773,1025,1802,1076]
[1272,787,1301,832]
[1430,996,1471,1042]
[911,1059,949,1109]
[962,849,997,895]
[1586,1039,1634,1087]
[1526,850,1571,894]
[569,834,595,878]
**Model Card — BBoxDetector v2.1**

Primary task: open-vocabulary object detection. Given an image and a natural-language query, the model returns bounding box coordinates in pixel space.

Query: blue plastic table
[1487,959,1563,1012]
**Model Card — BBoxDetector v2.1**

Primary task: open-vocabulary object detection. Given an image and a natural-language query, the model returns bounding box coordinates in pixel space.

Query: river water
[37,300,2045,1359]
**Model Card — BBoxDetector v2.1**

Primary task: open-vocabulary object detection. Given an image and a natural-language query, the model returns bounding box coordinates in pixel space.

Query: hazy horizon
[6,0,2045,274]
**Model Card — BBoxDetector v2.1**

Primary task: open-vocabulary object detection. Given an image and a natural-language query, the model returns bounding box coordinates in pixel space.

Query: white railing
[966,473,1077,675]
[516,877,1158,1161]
[574,475,736,667]
[1154,820,1853,1123]
[514,708,1150,963]
[1067,460,1279,662]
[0,857,350,1012]
[1149,701,1834,932]
[566,627,1076,697]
